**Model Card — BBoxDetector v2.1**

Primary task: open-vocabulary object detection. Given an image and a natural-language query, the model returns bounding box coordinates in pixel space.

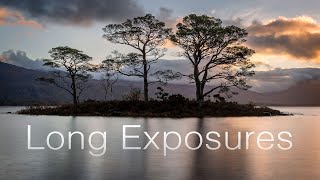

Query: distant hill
[240,80,320,106]
[1,61,320,106]
[0,62,69,105]
[0,61,155,105]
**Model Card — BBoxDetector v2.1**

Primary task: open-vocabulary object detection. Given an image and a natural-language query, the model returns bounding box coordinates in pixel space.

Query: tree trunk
[71,75,78,108]
[194,65,203,102]
[196,83,203,101]
[143,63,149,101]
[142,51,149,102]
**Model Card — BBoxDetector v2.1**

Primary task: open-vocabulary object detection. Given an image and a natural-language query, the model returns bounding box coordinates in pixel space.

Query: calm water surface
[0,106,319,180]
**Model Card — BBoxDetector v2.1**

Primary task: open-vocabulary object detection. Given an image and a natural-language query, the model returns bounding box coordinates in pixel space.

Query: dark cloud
[0,0,144,25]
[0,7,43,28]
[246,16,320,61]
[0,50,47,70]
[156,7,179,29]
[222,17,245,27]
[158,7,173,21]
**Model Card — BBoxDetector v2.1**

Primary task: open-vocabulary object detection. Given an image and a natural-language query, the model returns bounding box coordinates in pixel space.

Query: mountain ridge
[1,61,320,106]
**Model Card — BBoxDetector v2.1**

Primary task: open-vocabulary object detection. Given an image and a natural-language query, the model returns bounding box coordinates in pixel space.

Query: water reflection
[0,107,319,179]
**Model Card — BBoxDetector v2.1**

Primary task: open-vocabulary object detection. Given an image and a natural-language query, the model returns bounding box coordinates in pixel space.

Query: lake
[0,106,319,180]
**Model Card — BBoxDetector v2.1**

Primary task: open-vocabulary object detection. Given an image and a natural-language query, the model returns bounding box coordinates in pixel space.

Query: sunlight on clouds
[167,17,184,31]
[251,53,320,70]
[163,39,175,48]
[0,8,43,29]
[253,16,320,36]
[247,16,320,63]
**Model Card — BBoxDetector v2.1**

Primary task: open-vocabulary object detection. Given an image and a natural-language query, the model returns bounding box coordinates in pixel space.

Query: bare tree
[170,14,255,101]
[99,62,119,100]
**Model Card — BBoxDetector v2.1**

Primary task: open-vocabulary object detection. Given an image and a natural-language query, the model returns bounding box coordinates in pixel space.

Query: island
[18,99,285,118]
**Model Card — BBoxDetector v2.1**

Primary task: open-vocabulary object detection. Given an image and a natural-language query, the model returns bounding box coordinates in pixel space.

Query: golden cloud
[247,16,320,62]
[163,39,175,48]
[160,15,183,48]
[0,8,43,29]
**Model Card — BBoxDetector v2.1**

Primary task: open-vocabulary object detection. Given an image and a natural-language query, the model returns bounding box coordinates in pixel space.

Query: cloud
[0,50,47,70]
[250,68,320,92]
[223,17,245,27]
[0,8,43,29]
[0,0,144,26]
[253,60,273,70]
[156,7,182,48]
[151,59,192,75]
[246,16,320,62]
[216,8,261,27]
[158,7,173,22]
[156,7,183,30]
[4,49,318,94]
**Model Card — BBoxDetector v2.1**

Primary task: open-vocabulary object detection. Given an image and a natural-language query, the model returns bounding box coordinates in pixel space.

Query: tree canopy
[102,14,176,101]
[39,46,93,107]
[170,14,255,101]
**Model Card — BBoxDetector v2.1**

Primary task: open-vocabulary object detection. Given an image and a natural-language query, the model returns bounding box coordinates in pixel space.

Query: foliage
[170,14,255,101]
[155,87,189,103]
[37,46,93,107]
[122,88,142,101]
[166,94,189,103]
[212,94,226,102]
[102,14,179,101]
[155,87,169,100]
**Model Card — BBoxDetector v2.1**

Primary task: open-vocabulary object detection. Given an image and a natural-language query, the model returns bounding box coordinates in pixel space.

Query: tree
[102,14,176,101]
[99,61,119,100]
[170,14,255,101]
[155,87,169,101]
[38,46,93,108]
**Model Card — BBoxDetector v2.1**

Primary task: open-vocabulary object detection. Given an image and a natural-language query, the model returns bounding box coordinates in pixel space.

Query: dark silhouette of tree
[99,62,118,100]
[170,14,255,101]
[102,14,178,101]
[38,46,93,108]
[155,87,169,101]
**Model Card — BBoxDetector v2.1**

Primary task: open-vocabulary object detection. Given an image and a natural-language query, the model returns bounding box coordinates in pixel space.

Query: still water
[0,107,319,180]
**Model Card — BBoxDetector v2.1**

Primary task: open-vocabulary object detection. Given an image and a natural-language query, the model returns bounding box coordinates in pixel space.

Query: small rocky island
[19,99,285,118]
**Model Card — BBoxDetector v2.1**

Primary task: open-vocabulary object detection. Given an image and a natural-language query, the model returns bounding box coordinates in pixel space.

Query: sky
[1,0,320,92]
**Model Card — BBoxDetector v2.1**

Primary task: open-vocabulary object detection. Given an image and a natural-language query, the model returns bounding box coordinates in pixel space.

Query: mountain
[0,62,68,105]
[244,80,320,106]
[0,61,156,105]
[1,61,320,106]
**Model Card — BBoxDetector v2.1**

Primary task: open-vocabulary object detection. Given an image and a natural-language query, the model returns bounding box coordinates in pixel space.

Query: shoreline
[17,100,288,118]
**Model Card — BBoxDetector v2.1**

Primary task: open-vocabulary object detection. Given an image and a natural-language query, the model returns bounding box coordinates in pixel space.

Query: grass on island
[18,97,286,118]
